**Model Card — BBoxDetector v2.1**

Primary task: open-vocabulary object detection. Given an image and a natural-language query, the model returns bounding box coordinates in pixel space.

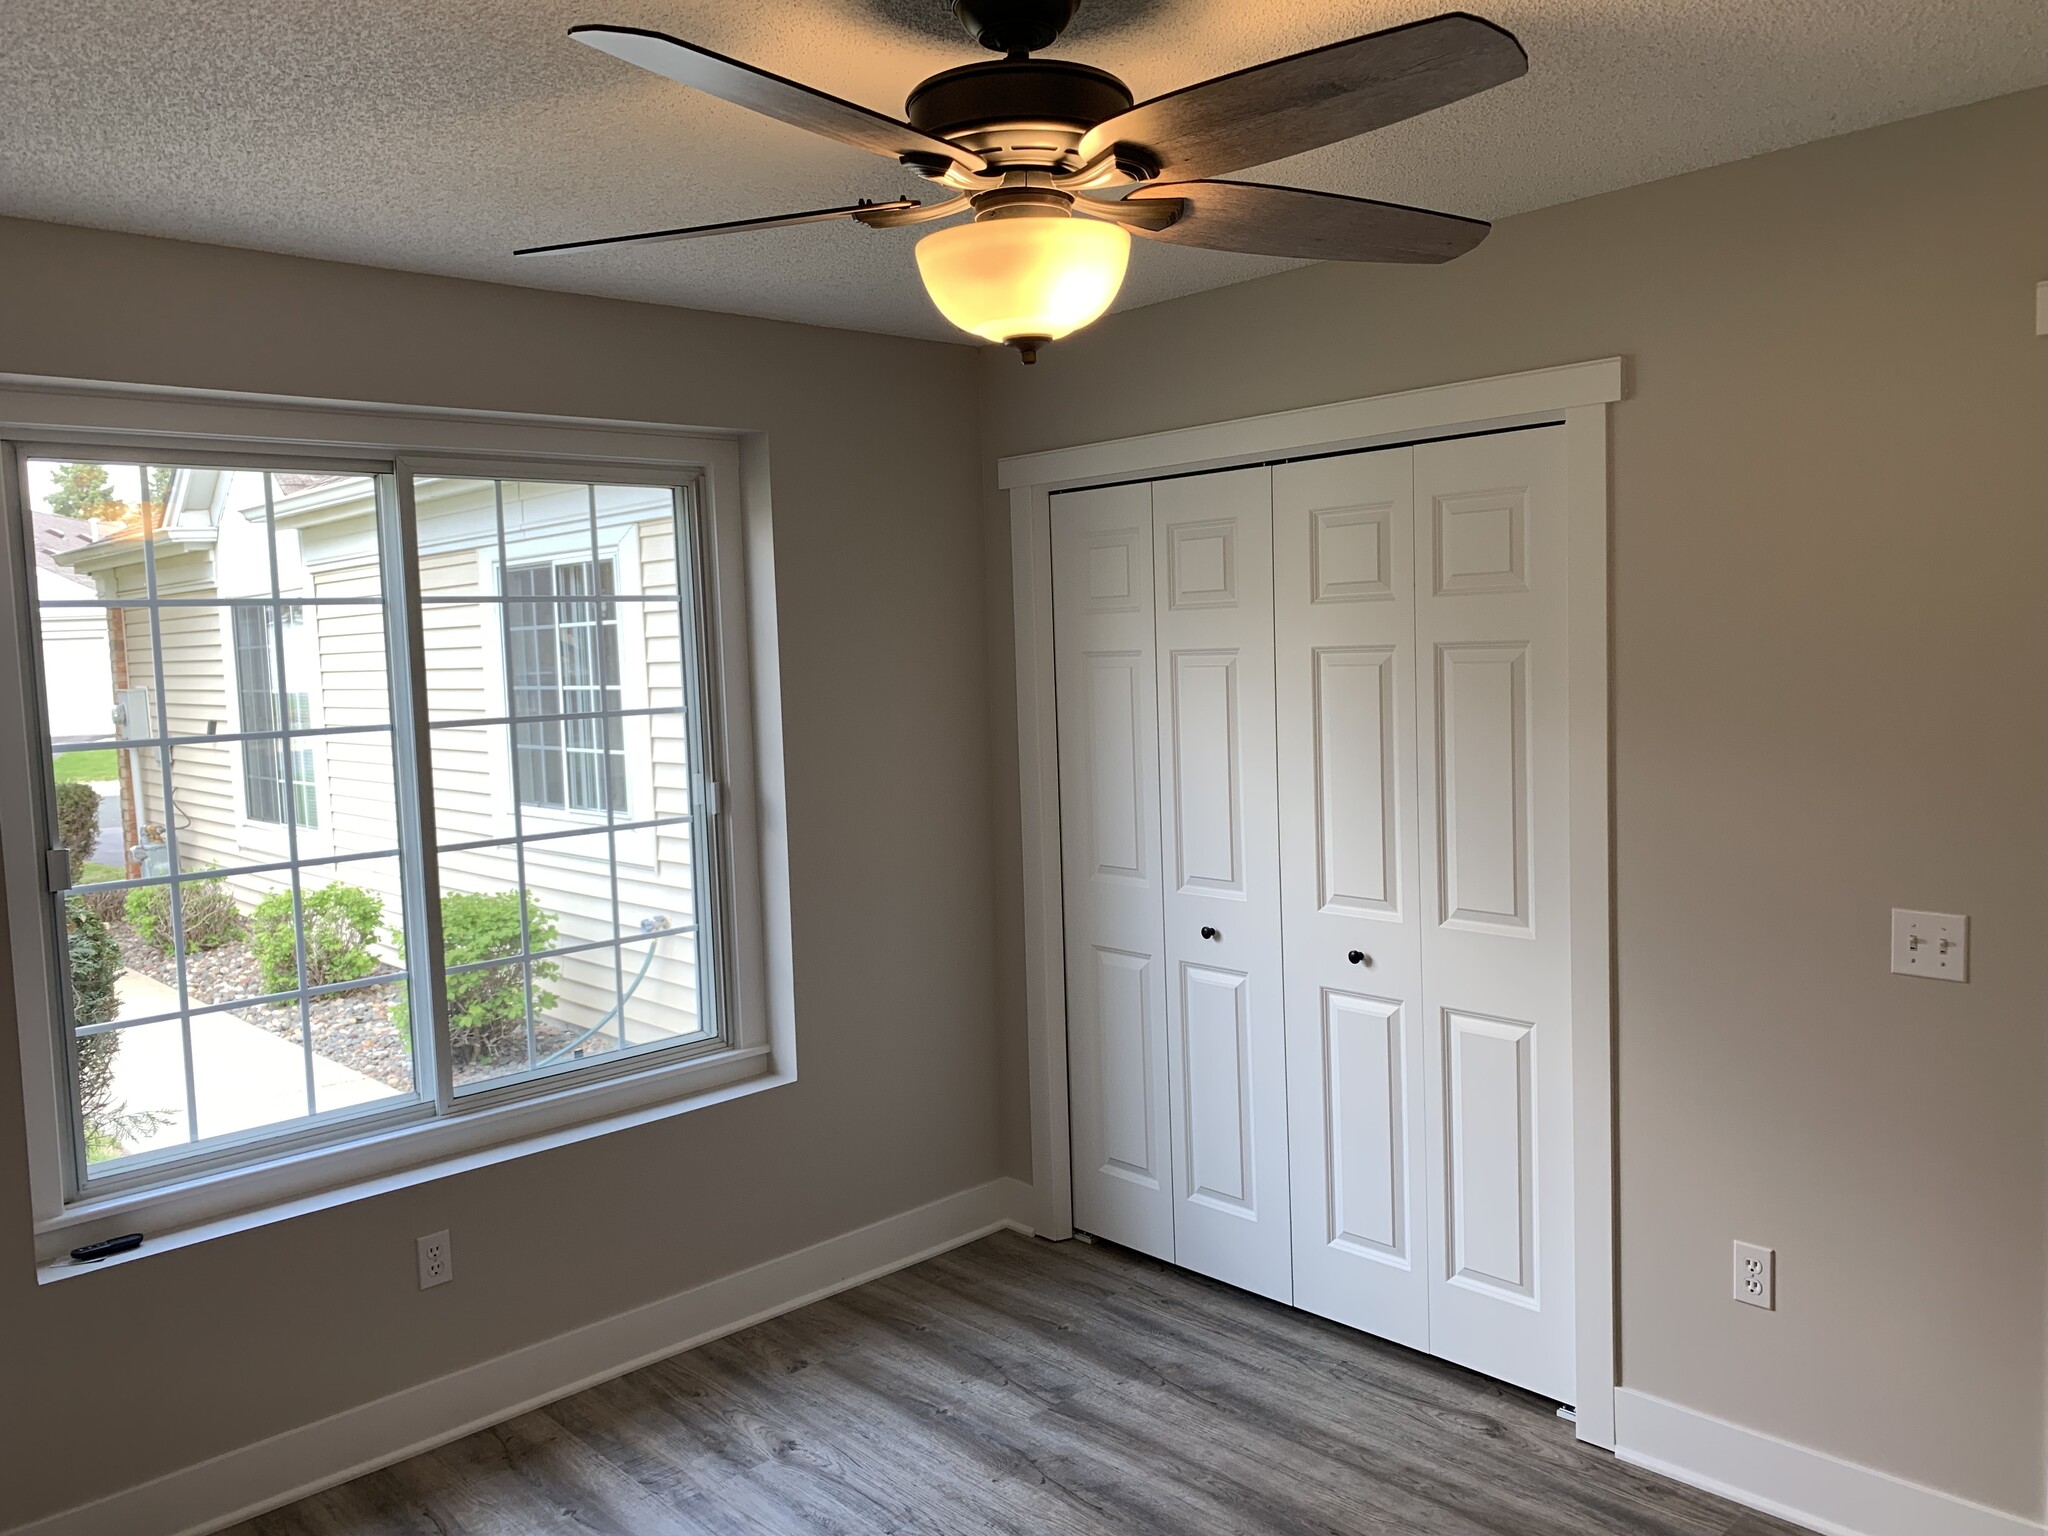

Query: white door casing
[1150,466,1294,1303]
[1414,429,1576,1402]
[1273,448,1431,1349]
[1051,482,1175,1261]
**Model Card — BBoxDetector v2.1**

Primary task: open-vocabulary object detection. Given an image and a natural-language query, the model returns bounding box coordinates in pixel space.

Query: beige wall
[0,219,997,1529]
[3,80,2045,1531]
[980,87,2048,1518]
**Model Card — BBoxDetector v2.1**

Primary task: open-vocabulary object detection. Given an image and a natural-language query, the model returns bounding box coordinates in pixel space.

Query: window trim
[0,377,794,1273]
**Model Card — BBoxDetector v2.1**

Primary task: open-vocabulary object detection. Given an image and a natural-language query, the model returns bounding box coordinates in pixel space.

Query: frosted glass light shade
[915,216,1130,346]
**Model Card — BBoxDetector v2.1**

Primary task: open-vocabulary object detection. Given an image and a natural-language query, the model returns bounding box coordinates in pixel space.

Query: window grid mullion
[259,472,320,1125]
[386,468,453,1113]
[135,468,202,1147]
[38,595,387,611]
[78,963,469,1036]
[491,482,541,1076]
[678,483,726,1050]
[436,810,690,859]
[59,719,394,756]
[588,487,629,1053]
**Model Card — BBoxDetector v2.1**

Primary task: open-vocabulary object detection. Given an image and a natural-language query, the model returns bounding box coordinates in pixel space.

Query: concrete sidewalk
[104,970,400,1157]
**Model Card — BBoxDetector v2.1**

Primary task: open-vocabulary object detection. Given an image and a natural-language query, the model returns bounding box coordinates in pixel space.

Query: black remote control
[69,1233,144,1263]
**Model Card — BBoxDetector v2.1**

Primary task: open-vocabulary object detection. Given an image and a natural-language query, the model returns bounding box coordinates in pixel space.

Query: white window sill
[35,1043,784,1281]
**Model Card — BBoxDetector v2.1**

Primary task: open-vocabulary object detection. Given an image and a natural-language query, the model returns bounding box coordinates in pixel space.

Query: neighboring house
[31,511,116,742]
[53,469,699,1045]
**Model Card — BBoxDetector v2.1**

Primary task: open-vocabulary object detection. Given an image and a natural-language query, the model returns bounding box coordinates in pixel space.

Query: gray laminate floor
[229,1230,1810,1535]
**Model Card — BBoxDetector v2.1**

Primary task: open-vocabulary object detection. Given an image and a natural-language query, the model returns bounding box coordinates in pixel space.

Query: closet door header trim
[996,359,1624,492]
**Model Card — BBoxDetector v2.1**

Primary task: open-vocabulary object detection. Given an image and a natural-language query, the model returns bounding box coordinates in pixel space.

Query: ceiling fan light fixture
[915,212,1129,361]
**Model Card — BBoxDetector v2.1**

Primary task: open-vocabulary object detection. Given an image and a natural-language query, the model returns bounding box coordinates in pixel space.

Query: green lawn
[79,861,124,886]
[53,749,117,783]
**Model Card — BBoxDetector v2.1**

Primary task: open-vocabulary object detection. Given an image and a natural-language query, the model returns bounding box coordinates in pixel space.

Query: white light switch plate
[1890,910,1967,982]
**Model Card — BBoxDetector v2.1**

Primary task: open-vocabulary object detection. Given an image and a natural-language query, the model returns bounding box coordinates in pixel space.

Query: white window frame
[0,377,796,1276]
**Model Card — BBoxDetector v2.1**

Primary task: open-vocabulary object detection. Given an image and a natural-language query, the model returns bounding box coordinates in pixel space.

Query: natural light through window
[21,456,723,1190]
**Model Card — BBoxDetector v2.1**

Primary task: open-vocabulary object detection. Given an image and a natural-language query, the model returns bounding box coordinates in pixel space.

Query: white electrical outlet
[417,1230,452,1290]
[1733,1241,1774,1310]
[1890,909,1967,982]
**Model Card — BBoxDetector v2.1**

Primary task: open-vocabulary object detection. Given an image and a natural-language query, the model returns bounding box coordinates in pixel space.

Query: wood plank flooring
[230,1230,1809,1535]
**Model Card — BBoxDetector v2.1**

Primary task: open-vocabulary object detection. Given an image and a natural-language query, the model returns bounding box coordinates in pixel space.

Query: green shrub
[67,896,123,1029]
[66,896,143,1161]
[249,883,384,995]
[124,875,243,955]
[395,890,558,1066]
[54,780,101,866]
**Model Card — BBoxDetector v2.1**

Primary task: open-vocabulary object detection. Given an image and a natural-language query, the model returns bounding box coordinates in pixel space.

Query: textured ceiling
[3,1,2046,343]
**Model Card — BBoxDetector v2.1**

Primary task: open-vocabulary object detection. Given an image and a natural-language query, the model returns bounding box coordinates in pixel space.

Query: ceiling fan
[518,0,1528,361]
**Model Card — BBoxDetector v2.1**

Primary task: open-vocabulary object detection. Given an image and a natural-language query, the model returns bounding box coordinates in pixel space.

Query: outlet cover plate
[1733,1241,1774,1310]
[417,1230,452,1290]
[1890,909,1967,982]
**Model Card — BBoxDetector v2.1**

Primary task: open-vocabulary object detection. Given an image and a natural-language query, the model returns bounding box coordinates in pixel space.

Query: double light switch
[1889,910,1967,982]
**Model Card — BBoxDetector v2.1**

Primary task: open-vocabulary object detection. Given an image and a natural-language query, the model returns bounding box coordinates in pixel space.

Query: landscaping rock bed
[110,924,608,1092]
[114,925,416,1092]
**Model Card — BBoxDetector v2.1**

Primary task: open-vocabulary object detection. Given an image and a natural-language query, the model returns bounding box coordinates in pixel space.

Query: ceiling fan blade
[516,199,920,256]
[1079,13,1525,182]
[1124,180,1490,262]
[571,25,986,174]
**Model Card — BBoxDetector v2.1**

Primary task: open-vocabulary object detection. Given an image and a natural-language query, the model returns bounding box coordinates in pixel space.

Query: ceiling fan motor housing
[953,0,1078,55]
[906,57,1133,140]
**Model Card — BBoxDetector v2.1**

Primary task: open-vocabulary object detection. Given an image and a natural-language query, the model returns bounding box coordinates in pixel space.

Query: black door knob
[1200,926,1219,940]
[1347,950,1368,965]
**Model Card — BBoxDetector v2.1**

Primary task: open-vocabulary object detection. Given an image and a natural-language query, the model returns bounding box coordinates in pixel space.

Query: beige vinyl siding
[114,550,247,887]
[102,494,700,1040]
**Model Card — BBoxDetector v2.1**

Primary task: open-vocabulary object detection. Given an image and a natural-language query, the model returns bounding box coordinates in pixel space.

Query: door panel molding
[1321,988,1408,1261]
[1435,641,1532,934]
[1312,645,1399,917]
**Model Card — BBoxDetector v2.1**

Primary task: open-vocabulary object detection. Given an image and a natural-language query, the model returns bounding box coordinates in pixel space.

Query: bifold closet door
[1151,466,1292,1303]
[1051,482,1175,1261]
[1273,448,1431,1350]
[1053,429,1574,1399]
[1414,428,1574,1403]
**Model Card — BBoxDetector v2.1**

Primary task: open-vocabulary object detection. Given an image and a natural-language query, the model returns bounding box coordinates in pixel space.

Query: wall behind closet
[983,86,2048,1519]
[0,218,996,1530]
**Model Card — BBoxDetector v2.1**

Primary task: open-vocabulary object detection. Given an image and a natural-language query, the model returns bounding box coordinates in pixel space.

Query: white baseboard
[7,1176,1035,1536]
[1615,1388,2045,1536]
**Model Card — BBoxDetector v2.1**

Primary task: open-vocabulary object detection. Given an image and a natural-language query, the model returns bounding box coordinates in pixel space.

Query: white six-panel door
[1051,482,1175,1261]
[1150,467,1292,1303]
[1413,429,1574,1402]
[1052,427,1574,1402]
[1273,449,1431,1349]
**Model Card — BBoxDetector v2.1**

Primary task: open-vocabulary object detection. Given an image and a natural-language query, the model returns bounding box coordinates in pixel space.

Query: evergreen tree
[46,462,122,520]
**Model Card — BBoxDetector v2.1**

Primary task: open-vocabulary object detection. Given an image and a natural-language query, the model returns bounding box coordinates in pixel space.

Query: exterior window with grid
[232,602,316,828]
[10,455,727,1213]
[506,559,626,815]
